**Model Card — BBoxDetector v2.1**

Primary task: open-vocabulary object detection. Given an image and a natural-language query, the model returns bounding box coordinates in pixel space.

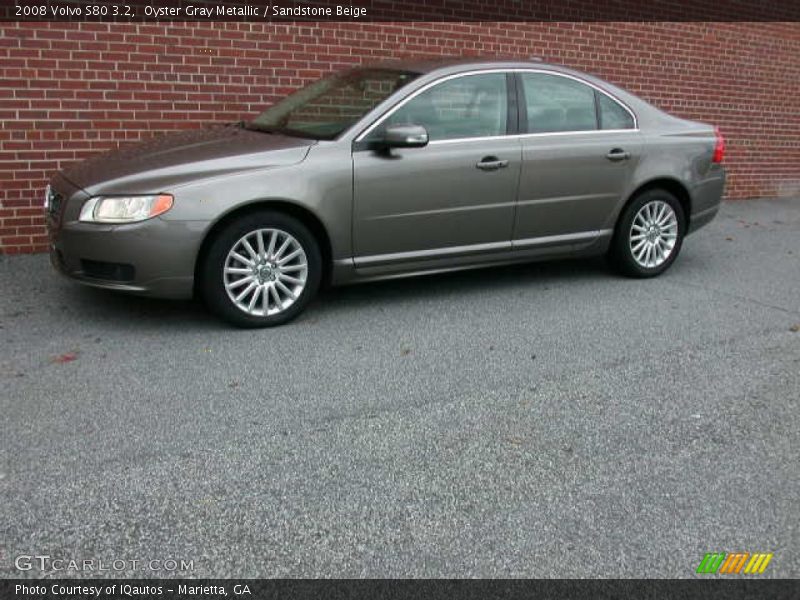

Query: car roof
[366,57,636,102]
[371,57,563,75]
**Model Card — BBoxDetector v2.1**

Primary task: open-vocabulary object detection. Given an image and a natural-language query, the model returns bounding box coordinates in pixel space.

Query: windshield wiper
[244,123,282,134]
[244,123,322,140]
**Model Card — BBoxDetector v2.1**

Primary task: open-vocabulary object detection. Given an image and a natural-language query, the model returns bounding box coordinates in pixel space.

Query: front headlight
[79,194,174,223]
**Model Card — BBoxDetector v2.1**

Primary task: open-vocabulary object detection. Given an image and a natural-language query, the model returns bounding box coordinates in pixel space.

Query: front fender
[163,143,354,261]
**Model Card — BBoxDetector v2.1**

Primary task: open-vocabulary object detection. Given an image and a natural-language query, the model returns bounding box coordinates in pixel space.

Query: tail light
[712,126,725,163]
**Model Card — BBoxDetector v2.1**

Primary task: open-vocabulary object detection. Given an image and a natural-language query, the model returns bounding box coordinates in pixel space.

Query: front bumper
[49,219,204,299]
[47,176,204,299]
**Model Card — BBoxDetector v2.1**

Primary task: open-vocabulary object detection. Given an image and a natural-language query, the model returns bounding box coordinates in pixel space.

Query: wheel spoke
[234,281,257,302]
[277,248,303,265]
[656,203,667,224]
[225,267,251,275]
[279,273,303,286]
[241,237,258,261]
[269,284,282,310]
[231,251,253,267]
[227,275,254,290]
[256,230,266,259]
[247,286,262,312]
[266,230,278,258]
[275,280,296,300]
[274,237,292,261]
[262,283,270,314]
[279,263,305,273]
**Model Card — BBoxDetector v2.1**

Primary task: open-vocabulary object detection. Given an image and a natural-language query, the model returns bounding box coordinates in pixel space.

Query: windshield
[249,68,420,140]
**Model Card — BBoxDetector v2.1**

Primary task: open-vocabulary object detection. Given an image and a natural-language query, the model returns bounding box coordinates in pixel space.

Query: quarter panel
[616,127,722,230]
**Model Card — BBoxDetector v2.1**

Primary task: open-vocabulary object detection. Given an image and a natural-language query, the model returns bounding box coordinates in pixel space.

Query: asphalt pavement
[1,197,798,578]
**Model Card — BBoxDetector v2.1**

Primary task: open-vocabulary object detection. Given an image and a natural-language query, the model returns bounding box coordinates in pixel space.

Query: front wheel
[200,211,322,327]
[610,189,685,278]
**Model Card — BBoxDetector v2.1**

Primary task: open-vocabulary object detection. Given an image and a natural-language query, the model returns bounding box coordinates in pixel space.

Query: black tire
[200,210,322,328]
[610,188,686,278]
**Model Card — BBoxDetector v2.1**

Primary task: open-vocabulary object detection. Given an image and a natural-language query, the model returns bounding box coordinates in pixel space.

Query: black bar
[1,0,800,22]
[2,579,800,600]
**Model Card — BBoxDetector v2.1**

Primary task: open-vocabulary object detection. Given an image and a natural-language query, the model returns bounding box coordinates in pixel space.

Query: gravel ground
[1,197,798,578]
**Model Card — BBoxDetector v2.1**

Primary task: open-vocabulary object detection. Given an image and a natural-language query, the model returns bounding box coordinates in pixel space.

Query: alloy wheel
[223,228,308,316]
[629,200,679,269]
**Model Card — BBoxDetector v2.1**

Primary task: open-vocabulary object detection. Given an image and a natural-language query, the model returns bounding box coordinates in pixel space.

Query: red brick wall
[1,21,798,254]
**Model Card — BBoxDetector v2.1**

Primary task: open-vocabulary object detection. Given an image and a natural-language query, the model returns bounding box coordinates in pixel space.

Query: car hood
[60,126,314,196]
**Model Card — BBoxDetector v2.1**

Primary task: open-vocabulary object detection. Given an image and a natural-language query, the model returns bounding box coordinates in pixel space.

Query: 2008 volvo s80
[46,59,725,327]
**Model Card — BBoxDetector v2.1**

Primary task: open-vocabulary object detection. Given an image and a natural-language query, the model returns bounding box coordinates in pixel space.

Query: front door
[352,72,521,266]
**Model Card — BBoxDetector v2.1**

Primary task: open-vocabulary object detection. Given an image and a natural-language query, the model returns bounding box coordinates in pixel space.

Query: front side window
[250,68,419,140]
[370,73,509,142]
[521,73,597,133]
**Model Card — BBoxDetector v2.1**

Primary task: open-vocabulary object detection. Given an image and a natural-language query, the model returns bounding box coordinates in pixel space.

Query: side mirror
[381,124,429,148]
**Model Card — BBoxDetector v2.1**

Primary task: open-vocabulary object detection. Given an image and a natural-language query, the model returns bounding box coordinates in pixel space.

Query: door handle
[606,148,631,161]
[476,157,509,171]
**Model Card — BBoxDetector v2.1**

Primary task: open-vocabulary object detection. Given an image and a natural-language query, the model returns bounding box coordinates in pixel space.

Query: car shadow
[59,257,610,329]
[63,285,216,330]
[313,257,610,316]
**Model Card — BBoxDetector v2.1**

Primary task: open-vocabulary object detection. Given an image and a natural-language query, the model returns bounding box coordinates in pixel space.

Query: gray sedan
[45,59,726,327]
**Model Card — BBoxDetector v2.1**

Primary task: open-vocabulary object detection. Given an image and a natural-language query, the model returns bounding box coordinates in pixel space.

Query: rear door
[513,71,641,244]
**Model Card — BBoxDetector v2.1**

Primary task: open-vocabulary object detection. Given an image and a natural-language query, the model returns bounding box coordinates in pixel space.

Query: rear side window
[521,73,597,133]
[597,93,635,130]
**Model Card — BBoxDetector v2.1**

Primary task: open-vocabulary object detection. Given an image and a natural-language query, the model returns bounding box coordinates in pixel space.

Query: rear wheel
[201,211,321,327]
[610,188,685,278]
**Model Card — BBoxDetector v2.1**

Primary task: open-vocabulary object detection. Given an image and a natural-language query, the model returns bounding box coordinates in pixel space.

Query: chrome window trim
[353,68,638,143]
[427,129,637,146]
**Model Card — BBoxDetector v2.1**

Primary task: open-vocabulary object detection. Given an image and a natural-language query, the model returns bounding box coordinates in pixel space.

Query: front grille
[80,259,136,282]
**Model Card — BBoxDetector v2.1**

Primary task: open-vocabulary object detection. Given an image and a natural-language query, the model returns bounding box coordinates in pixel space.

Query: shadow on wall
[776,180,800,198]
